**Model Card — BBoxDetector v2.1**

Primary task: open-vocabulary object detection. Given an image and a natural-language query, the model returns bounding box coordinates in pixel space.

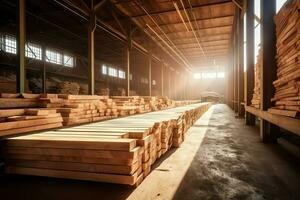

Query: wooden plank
[6,159,142,175]
[0,93,20,98]
[5,166,142,185]
[268,108,298,117]
[0,117,63,131]
[245,106,300,135]
[5,137,137,151]
[0,123,63,137]
[7,113,61,121]
[0,109,25,117]
[25,109,57,116]
[5,153,138,166]
[2,146,142,160]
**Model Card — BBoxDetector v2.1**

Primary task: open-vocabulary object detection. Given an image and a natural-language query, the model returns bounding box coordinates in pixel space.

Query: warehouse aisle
[1,104,300,200]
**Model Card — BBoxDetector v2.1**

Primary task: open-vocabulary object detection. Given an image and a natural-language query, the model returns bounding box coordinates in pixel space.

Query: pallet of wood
[1,103,210,185]
[251,49,262,109]
[268,0,300,118]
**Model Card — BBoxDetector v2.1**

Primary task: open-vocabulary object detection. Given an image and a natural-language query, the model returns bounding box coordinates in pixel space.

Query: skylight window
[26,43,42,60]
[46,49,62,65]
[63,54,74,67]
[3,35,17,54]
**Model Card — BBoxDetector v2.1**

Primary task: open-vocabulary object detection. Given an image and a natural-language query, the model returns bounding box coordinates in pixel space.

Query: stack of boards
[269,0,300,118]
[251,49,262,109]
[0,93,63,137]
[56,82,80,95]
[1,103,210,186]
[0,108,63,137]
[40,94,113,126]
[110,96,148,116]
[0,93,197,137]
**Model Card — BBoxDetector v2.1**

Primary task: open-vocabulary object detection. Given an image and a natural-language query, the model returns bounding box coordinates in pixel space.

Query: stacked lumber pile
[0,93,41,108]
[268,0,300,118]
[0,108,63,137]
[1,103,210,186]
[143,96,158,111]
[57,82,80,95]
[111,96,147,115]
[174,100,201,107]
[251,49,262,109]
[157,96,175,110]
[40,94,111,126]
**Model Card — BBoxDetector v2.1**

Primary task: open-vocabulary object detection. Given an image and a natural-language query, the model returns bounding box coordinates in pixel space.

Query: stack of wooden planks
[0,93,41,108]
[40,94,112,126]
[0,108,63,137]
[111,96,145,116]
[56,82,80,95]
[1,103,210,186]
[268,0,300,118]
[251,49,262,109]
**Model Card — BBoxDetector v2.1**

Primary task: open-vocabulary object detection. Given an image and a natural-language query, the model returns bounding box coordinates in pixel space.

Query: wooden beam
[259,0,279,142]
[148,51,152,96]
[131,1,233,18]
[88,6,96,95]
[245,0,255,125]
[145,15,234,30]
[17,0,26,93]
[245,106,300,136]
[161,62,164,96]
[238,8,245,117]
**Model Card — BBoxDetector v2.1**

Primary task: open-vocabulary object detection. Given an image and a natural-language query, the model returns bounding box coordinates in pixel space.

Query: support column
[234,16,239,113]
[148,53,152,96]
[125,23,132,96]
[125,46,130,96]
[17,0,26,93]
[42,46,46,93]
[168,69,171,98]
[260,0,280,142]
[88,9,96,95]
[238,7,245,117]
[245,0,256,125]
[161,62,164,96]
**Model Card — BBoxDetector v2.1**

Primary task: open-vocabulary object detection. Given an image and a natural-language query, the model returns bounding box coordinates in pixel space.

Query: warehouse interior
[0,0,300,199]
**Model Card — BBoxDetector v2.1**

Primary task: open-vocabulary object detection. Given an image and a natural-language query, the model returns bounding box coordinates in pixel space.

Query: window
[3,35,17,54]
[46,49,62,65]
[102,65,107,74]
[193,73,201,79]
[108,67,118,77]
[277,0,287,12]
[144,78,149,84]
[217,72,225,79]
[63,54,74,67]
[119,70,125,79]
[25,43,42,60]
[114,68,118,77]
[202,72,217,79]
[129,74,133,80]
[152,80,156,85]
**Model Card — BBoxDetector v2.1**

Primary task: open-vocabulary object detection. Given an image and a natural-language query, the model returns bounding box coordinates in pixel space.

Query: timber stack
[251,49,262,109]
[269,0,300,118]
[1,103,210,186]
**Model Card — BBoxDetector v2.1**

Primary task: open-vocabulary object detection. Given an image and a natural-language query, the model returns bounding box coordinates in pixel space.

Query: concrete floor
[1,104,300,200]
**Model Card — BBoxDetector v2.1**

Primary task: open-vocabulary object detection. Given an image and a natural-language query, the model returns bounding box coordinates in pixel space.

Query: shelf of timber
[1,103,210,186]
[245,106,300,136]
